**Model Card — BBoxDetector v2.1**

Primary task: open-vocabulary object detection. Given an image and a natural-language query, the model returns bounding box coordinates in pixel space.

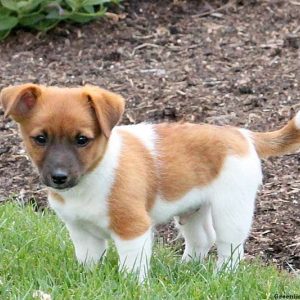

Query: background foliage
[0,0,121,40]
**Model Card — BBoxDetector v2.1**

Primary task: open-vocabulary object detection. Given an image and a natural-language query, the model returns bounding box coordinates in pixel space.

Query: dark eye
[33,134,47,146]
[75,135,90,147]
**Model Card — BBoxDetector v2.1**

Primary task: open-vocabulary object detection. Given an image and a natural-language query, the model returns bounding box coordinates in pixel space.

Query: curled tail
[253,112,300,159]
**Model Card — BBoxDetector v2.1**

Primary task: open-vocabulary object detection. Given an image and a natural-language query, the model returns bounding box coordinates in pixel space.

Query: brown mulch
[0,0,299,272]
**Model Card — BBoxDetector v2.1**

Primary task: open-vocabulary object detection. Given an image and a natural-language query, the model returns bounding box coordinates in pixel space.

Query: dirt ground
[0,0,299,272]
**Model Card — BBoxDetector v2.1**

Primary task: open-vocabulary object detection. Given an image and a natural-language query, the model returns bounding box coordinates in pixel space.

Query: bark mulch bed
[0,0,299,273]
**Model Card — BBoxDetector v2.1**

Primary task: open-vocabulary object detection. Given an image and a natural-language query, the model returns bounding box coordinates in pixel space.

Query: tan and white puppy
[1,84,300,281]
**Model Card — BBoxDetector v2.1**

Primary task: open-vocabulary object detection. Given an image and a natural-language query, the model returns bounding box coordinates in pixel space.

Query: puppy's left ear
[0,83,41,120]
[84,86,125,138]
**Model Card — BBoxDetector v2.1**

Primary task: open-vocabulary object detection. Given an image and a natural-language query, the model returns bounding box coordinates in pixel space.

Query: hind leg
[210,148,262,271]
[177,203,216,263]
[212,192,256,271]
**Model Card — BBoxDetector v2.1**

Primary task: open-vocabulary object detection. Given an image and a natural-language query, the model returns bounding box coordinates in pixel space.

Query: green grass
[0,203,299,299]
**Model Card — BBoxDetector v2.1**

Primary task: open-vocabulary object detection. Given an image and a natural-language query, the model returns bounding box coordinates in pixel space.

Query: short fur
[1,83,299,282]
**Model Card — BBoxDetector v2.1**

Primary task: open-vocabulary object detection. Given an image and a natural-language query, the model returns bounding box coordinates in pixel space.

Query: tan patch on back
[155,123,249,201]
[49,191,65,203]
[108,131,157,240]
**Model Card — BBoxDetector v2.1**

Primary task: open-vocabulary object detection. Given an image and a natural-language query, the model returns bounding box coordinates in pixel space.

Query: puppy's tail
[253,111,300,159]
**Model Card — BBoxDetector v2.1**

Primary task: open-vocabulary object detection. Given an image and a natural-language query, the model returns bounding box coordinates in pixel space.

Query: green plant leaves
[68,10,105,23]
[0,16,18,30]
[0,15,18,41]
[83,0,111,5]
[0,0,121,40]
[0,6,11,15]
[1,0,44,13]
[33,19,60,31]
[1,0,18,11]
[83,5,94,13]
[19,13,47,27]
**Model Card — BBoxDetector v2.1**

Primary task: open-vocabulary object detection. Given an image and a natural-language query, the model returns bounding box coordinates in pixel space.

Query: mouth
[50,184,73,190]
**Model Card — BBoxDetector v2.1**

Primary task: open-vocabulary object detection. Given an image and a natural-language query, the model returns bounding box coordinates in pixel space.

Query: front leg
[112,228,153,282]
[66,223,107,267]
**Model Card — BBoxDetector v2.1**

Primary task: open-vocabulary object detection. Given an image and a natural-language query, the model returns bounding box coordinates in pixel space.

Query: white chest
[49,192,110,238]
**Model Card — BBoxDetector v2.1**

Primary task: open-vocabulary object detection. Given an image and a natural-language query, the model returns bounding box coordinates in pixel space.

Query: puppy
[1,83,299,281]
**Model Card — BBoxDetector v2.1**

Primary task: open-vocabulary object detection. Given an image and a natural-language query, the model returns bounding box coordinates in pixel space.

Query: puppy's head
[0,84,124,190]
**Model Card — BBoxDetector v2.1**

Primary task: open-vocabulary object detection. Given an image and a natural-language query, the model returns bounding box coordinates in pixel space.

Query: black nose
[51,171,68,185]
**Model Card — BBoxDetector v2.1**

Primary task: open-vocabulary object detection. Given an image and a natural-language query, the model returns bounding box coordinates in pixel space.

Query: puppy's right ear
[0,84,41,120]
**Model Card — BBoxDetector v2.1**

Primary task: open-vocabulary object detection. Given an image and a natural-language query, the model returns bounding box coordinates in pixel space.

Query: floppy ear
[84,86,125,138]
[0,84,41,120]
